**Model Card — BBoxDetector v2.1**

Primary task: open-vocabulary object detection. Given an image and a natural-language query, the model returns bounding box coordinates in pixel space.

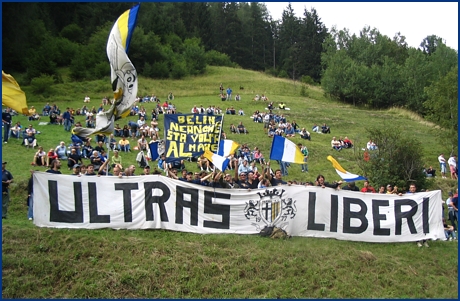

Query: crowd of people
[2,89,458,245]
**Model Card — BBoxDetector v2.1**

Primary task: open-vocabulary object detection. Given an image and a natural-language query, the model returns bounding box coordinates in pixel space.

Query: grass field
[1,66,458,298]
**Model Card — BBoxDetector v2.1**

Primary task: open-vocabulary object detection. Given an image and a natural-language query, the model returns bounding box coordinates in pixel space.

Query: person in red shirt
[360,180,376,193]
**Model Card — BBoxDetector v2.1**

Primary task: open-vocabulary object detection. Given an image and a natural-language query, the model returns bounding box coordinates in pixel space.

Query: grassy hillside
[1,66,457,298]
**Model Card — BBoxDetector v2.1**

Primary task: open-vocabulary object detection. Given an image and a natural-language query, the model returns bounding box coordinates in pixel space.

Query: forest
[2,2,457,132]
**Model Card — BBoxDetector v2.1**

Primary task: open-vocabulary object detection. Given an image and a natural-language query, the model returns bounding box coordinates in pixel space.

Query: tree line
[2,2,457,133]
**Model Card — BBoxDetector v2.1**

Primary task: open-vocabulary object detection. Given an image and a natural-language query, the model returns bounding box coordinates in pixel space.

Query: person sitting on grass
[32,146,47,167]
[342,136,353,148]
[119,136,131,152]
[321,123,331,134]
[67,148,83,170]
[55,141,68,160]
[331,137,342,151]
[230,124,238,134]
[237,122,248,134]
[46,148,58,167]
[284,123,295,137]
[24,131,37,149]
[300,128,311,140]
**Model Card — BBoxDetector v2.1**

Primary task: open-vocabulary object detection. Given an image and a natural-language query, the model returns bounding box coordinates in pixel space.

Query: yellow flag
[2,71,29,115]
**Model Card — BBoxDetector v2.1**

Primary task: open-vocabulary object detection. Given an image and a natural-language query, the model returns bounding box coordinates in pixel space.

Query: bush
[301,75,316,85]
[205,50,234,67]
[30,74,55,97]
[277,70,289,79]
[356,126,427,190]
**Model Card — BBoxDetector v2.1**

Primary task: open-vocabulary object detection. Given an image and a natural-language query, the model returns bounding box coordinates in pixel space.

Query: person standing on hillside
[299,143,308,173]
[2,107,12,144]
[447,154,458,180]
[438,153,447,179]
[63,107,73,132]
[2,161,13,219]
[226,87,232,101]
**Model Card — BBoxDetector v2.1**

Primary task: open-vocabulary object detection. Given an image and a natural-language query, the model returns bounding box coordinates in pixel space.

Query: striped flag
[269,135,304,164]
[204,149,230,172]
[72,4,140,138]
[2,71,29,115]
[148,141,159,161]
[327,155,367,182]
[217,139,240,157]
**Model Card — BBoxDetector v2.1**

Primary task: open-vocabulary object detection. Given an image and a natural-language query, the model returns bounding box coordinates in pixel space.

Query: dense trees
[2,2,457,133]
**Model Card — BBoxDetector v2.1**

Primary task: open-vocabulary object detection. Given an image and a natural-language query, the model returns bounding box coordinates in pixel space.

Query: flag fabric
[204,149,230,172]
[269,135,304,164]
[217,139,240,157]
[327,155,367,182]
[72,4,140,138]
[2,71,29,115]
[148,141,159,161]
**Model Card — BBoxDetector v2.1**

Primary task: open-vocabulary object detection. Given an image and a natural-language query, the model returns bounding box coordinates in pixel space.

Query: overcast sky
[263,2,458,50]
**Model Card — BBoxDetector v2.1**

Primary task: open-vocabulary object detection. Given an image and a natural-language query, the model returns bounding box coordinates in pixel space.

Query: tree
[356,126,427,190]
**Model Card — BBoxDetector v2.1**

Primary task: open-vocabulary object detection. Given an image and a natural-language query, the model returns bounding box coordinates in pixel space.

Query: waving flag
[217,139,240,157]
[73,4,140,138]
[148,140,159,161]
[204,149,230,172]
[269,135,304,164]
[2,71,29,115]
[327,155,367,182]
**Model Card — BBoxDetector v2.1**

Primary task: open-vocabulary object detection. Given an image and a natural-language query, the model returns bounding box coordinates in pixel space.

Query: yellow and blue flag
[73,4,140,138]
[204,149,230,172]
[327,155,367,182]
[269,135,304,164]
[2,70,29,115]
[217,139,240,157]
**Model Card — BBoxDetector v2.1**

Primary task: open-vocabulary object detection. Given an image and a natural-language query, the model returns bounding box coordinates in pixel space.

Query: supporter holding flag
[269,135,304,164]
[204,149,230,172]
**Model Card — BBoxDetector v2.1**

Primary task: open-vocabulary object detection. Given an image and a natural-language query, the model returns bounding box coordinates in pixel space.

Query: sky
[263,2,458,50]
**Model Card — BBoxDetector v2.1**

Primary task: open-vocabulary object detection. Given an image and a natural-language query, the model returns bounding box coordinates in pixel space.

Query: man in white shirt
[438,154,447,178]
[447,155,457,180]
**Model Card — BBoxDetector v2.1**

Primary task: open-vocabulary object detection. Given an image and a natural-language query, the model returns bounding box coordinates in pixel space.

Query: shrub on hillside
[356,126,427,190]
[205,50,234,67]
[30,75,55,97]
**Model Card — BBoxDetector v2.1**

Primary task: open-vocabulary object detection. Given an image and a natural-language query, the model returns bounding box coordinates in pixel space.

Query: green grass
[2,66,458,298]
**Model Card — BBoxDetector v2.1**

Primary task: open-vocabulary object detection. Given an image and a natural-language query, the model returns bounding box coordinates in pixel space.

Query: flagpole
[106,135,110,176]
[216,113,224,155]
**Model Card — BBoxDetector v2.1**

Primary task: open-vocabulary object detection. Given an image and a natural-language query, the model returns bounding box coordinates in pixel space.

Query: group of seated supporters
[229,122,249,134]
[191,105,223,115]
[331,136,353,151]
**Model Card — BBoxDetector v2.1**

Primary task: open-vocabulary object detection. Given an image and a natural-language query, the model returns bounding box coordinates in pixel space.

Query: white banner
[33,172,445,243]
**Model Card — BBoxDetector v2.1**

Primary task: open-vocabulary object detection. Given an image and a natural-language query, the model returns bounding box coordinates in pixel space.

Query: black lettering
[394,199,417,235]
[330,194,338,232]
[175,186,199,225]
[307,192,325,231]
[203,191,230,229]
[423,197,429,234]
[372,200,390,236]
[115,183,139,222]
[144,182,170,222]
[49,180,83,223]
[343,197,368,234]
[88,182,110,223]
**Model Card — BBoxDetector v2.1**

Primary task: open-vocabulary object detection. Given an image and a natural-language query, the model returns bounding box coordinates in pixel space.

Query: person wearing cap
[2,161,13,218]
[71,164,81,176]
[140,165,151,176]
[341,181,360,191]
